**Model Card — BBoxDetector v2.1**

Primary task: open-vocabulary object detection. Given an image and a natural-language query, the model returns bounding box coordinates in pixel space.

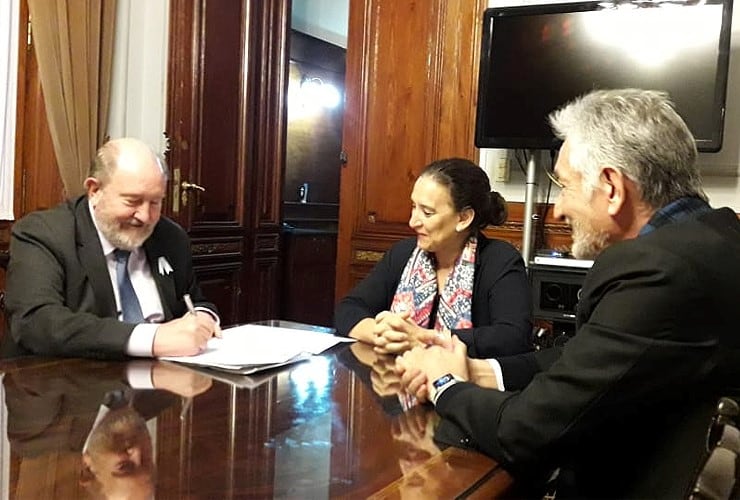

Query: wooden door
[166,0,290,325]
[335,0,486,297]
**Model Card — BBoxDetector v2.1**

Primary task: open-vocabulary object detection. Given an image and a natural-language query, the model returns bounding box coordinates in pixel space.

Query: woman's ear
[456,207,475,232]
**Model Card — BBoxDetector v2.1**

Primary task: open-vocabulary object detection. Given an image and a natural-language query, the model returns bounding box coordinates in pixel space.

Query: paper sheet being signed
[160,323,354,375]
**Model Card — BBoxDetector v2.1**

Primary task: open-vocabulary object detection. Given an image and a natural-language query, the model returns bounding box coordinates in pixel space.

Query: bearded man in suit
[398,89,740,498]
[4,137,220,359]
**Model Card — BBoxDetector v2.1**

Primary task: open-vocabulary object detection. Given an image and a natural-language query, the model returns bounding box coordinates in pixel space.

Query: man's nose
[127,446,142,466]
[134,204,156,224]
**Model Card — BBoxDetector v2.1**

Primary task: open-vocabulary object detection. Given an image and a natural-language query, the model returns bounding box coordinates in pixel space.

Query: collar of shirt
[639,196,712,236]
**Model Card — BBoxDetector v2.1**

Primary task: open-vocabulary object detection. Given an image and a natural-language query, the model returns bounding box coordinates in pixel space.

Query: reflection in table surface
[0,342,512,499]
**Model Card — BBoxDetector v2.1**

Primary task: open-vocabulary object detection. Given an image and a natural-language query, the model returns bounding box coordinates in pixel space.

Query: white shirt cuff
[487,359,506,391]
[126,323,159,357]
[126,361,156,389]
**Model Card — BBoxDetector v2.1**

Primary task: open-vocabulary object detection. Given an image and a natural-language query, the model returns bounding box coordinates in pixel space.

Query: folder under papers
[160,323,354,375]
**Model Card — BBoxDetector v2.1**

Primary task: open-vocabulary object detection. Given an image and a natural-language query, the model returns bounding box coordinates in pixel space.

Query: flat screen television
[475,0,734,152]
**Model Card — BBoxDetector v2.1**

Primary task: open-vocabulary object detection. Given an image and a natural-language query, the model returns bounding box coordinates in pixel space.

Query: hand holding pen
[150,295,222,357]
[183,293,222,338]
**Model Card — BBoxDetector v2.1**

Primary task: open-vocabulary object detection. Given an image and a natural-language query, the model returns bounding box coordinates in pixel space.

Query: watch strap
[431,373,460,406]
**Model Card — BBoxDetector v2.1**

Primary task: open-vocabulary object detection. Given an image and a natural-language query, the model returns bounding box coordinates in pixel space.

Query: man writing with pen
[3,137,221,359]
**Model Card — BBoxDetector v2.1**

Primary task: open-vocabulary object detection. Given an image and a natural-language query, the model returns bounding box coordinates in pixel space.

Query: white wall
[0,0,19,220]
[483,0,740,211]
[292,0,349,48]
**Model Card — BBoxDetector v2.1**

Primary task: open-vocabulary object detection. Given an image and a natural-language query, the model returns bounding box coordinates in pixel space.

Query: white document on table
[160,323,354,375]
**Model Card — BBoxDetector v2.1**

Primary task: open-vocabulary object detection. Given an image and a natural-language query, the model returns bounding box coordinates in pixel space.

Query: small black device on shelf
[529,261,591,347]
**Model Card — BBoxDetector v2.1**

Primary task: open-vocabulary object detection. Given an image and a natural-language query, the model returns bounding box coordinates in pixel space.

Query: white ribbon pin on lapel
[157,256,173,276]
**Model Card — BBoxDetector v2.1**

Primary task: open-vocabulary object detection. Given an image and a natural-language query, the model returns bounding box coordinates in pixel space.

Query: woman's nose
[408,211,419,228]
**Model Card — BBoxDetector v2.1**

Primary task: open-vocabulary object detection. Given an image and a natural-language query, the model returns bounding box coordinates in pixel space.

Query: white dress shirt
[88,202,162,356]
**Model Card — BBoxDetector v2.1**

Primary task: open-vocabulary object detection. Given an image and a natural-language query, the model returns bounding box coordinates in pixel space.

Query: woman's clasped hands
[371,310,453,354]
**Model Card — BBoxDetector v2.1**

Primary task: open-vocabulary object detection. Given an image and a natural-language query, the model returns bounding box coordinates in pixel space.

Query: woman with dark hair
[335,158,532,358]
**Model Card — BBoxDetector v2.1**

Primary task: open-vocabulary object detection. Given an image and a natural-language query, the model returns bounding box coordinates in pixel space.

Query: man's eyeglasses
[544,165,564,189]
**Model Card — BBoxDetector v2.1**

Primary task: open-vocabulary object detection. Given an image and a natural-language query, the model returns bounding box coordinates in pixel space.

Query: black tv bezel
[474,0,734,152]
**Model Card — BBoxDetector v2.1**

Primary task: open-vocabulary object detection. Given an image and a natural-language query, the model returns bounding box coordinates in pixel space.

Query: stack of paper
[160,323,354,375]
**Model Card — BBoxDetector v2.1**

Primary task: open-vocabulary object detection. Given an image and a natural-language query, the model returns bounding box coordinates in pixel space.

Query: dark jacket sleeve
[6,209,134,359]
[334,238,416,336]
[434,242,721,473]
[452,237,533,358]
[496,347,562,391]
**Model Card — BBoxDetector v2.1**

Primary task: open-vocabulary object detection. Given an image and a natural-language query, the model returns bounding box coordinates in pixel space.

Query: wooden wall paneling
[165,0,198,224]
[195,0,245,226]
[166,0,247,322]
[193,263,242,326]
[15,0,64,217]
[433,0,485,160]
[166,0,290,323]
[281,231,337,327]
[336,0,486,298]
[241,0,290,322]
[484,201,573,253]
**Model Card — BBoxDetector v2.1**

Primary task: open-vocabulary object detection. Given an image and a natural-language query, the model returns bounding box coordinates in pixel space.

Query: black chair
[690,397,740,500]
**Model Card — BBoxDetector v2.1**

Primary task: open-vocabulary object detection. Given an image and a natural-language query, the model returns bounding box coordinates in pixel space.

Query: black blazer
[435,208,740,498]
[3,195,216,359]
[334,234,533,358]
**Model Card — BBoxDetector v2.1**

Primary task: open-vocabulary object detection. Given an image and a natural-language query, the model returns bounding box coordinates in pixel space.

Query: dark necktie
[114,249,144,323]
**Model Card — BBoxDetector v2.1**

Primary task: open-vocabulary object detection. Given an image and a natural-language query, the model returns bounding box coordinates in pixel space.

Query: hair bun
[488,191,507,226]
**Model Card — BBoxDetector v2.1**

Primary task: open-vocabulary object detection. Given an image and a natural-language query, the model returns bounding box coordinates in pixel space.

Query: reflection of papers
[160,323,354,375]
[189,365,285,389]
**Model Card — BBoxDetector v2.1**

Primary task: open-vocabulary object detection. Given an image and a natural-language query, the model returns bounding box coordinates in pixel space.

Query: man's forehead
[554,142,569,172]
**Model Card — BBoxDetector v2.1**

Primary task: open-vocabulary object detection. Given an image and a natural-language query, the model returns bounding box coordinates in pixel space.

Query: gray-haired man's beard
[99,218,154,251]
[569,218,610,260]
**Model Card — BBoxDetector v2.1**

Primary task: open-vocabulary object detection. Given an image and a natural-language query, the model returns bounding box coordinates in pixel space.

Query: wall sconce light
[299,75,341,110]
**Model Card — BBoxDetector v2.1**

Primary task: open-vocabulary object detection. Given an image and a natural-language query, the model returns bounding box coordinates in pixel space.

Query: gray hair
[89,137,169,185]
[548,88,706,207]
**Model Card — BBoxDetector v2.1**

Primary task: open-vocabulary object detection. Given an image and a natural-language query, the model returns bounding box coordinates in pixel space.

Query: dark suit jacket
[3,195,216,359]
[435,207,740,498]
[334,234,533,358]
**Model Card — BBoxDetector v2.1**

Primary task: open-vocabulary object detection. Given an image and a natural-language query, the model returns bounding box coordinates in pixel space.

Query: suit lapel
[144,238,176,320]
[74,198,118,317]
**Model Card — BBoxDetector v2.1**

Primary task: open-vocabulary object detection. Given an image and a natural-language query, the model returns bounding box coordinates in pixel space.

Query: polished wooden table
[0,342,512,499]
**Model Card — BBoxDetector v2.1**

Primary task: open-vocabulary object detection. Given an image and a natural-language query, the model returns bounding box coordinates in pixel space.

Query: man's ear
[456,207,475,232]
[600,167,626,216]
[84,177,102,202]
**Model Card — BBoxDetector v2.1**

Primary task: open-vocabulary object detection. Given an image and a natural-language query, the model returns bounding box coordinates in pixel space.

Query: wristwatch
[430,373,461,406]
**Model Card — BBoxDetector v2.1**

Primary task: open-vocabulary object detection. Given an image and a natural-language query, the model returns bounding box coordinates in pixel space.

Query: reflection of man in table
[3,361,211,497]
[81,395,155,499]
